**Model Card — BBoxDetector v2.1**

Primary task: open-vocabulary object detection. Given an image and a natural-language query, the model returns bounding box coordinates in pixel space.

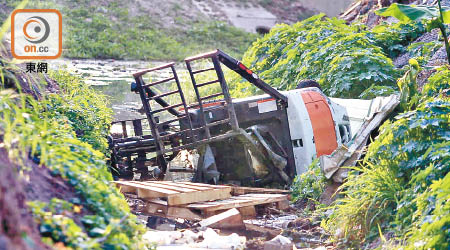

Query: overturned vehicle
[108,50,399,187]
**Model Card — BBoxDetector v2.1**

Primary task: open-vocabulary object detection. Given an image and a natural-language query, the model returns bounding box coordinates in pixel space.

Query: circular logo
[23,16,50,44]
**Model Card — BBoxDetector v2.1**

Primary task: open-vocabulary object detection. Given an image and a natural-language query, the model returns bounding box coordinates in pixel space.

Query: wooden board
[185,193,288,212]
[229,186,291,196]
[114,181,232,206]
[144,199,204,221]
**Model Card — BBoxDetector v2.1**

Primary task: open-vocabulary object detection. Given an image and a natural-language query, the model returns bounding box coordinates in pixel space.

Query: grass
[1,0,258,60]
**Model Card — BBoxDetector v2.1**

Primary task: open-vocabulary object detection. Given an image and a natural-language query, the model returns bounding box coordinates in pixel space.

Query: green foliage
[290,159,326,203]
[370,21,426,58]
[377,1,450,64]
[406,40,443,66]
[422,65,450,97]
[405,172,450,250]
[1,0,256,60]
[233,15,399,99]
[376,3,450,23]
[397,59,420,111]
[60,1,256,60]
[28,199,95,248]
[46,71,112,154]
[326,97,450,246]
[0,73,147,249]
[359,85,398,99]
[324,162,402,243]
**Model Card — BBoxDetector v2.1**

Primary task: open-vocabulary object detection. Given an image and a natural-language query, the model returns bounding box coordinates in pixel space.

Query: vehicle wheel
[296,80,322,90]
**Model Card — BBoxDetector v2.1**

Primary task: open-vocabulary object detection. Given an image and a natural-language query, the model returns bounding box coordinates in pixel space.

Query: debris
[244,223,282,239]
[142,230,183,246]
[321,95,400,183]
[246,215,298,230]
[264,235,294,250]
[147,216,176,231]
[195,228,246,249]
[199,208,245,230]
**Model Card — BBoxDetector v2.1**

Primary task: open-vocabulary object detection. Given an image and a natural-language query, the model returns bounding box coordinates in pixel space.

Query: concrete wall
[299,0,354,17]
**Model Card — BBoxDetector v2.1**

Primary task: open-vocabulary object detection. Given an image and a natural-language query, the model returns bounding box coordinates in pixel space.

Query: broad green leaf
[376,3,450,23]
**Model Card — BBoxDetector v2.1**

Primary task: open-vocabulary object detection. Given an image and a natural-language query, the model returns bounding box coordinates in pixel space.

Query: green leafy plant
[326,97,450,247]
[422,64,450,97]
[290,159,327,203]
[397,58,420,111]
[377,1,450,64]
[369,21,426,58]
[47,70,112,154]
[324,162,402,243]
[230,15,400,99]
[0,74,148,249]
[404,171,450,250]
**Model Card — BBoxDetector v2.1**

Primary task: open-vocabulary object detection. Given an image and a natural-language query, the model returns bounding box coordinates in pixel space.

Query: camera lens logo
[12,9,62,59]
[23,16,50,44]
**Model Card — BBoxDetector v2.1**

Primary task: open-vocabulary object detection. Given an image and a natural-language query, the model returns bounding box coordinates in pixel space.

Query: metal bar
[144,77,176,87]
[148,89,179,100]
[113,135,153,144]
[212,56,239,131]
[171,65,195,142]
[121,121,128,138]
[185,61,211,138]
[150,103,184,114]
[186,101,226,109]
[217,50,288,104]
[158,129,191,140]
[111,118,146,124]
[145,87,180,117]
[132,119,143,136]
[133,62,175,78]
[206,118,230,127]
[196,79,220,88]
[184,50,219,62]
[157,115,186,128]
[200,92,223,101]
[160,131,240,154]
[191,67,215,74]
[135,75,168,172]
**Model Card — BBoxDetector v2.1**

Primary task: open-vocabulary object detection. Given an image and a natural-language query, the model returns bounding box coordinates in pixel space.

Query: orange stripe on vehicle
[301,91,338,157]
[257,98,275,104]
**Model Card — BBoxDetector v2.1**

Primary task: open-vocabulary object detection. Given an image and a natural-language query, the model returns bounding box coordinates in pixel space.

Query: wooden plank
[186,194,288,212]
[115,183,136,193]
[131,181,200,193]
[167,187,231,206]
[113,181,179,199]
[177,182,231,189]
[199,208,244,230]
[139,181,232,205]
[230,186,291,195]
[146,181,214,191]
[238,206,256,219]
[115,181,232,206]
[144,201,203,220]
